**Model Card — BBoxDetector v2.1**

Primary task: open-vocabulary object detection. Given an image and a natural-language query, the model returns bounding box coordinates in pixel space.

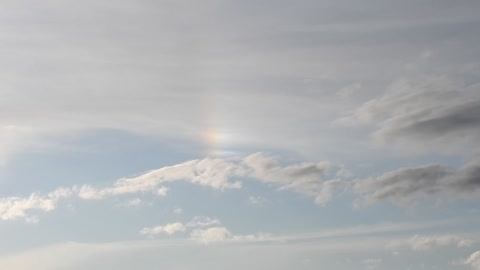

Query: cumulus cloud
[140,222,187,236]
[140,216,269,244]
[186,216,221,228]
[338,76,480,153]
[466,251,480,270]
[190,227,232,244]
[190,227,270,244]
[354,157,480,206]
[387,234,473,251]
[0,187,72,223]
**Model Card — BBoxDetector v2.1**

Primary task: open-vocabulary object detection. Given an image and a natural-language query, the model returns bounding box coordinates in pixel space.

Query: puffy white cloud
[186,216,221,228]
[190,226,270,244]
[140,216,269,244]
[140,222,187,236]
[190,227,232,244]
[466,251,480,270]
[387,234,473,251]
[0,187,72,223]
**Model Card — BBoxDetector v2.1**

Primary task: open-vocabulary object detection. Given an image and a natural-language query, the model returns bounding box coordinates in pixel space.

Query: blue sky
[1,0,480,269]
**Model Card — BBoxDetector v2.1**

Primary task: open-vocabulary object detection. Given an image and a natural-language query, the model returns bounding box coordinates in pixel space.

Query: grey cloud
[339,76,480,153]
[354,157,480,206]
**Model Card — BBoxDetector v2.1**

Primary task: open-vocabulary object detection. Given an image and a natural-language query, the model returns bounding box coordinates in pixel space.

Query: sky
[1,0,480,269]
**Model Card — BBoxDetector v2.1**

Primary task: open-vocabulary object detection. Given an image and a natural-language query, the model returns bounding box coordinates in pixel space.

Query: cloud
[354,157,480,206]
[173,207,183,215]
[80,152,342,205]
[0,187,72,223]
[140,216,220,237]
[387,234,473,251]
[243,153,345,205]
[140,222,187,236]
[0,153,347,222]
[337,76,480,153]
[248,196,271,206]
[190,227,270,244]
[77,157,246,200]
[186,216,221,228]
[363,258,382,270]
[466,251,480,270]
[190,227,232,244]
[72,155,241,197]
[140,216,269,244]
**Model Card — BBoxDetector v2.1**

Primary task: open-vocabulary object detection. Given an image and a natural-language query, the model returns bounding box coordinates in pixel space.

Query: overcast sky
[1,1,480,269]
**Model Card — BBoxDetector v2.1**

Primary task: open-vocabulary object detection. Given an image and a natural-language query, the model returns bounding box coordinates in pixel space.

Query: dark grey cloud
[354,157,480,206]
[339,76,480,153]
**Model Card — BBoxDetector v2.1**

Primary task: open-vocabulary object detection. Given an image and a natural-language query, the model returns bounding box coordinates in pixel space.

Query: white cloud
[190,227,232,244]
[387,234,473,251]
[140,216,269,244]
[140,222,187,236]
[140,216,220,237]
[77,157,245,201]
[186,216,221,228]
[190,226,270,244]
[466,251,480,270]
[0,152,348,223]
[0,187,72,223]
